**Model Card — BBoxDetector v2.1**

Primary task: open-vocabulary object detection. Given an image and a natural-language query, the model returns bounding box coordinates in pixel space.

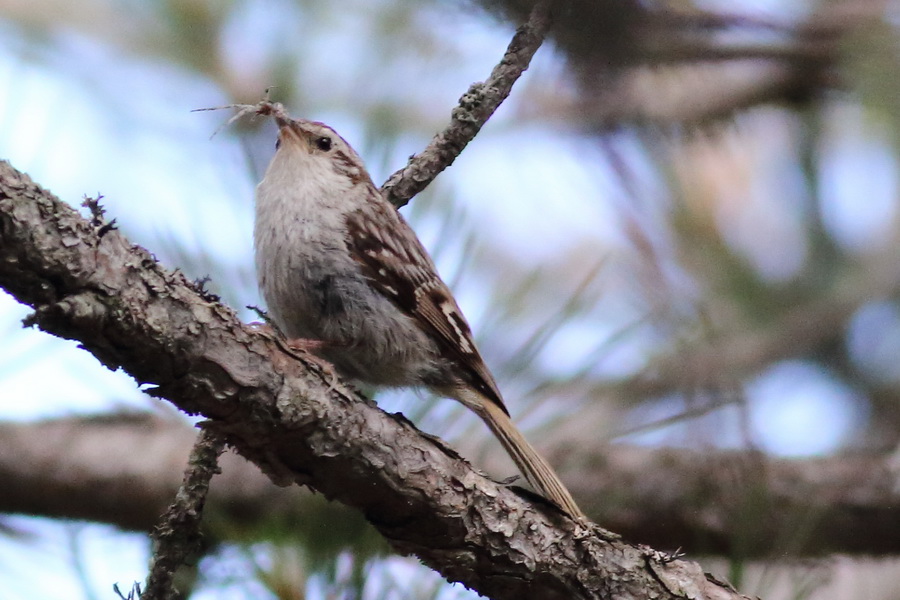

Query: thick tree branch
[0,162,747,599]
[0,413,304,532]
[4,415,900,557]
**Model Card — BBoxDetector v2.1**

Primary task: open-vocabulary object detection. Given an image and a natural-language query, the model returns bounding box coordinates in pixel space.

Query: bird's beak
[276,120,306,152]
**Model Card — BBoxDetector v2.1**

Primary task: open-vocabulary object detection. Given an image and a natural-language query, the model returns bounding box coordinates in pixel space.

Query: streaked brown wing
[344,199,506,411]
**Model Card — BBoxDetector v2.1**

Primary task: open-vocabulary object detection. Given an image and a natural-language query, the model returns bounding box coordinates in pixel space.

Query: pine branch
[0,160,748,599]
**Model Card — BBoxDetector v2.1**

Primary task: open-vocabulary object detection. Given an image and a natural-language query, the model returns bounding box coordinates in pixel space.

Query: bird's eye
[275,138,281,150]
[315,136,332,151]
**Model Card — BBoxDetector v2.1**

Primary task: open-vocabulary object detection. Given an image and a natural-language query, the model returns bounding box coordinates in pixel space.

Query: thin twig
[380,0,554,208]
[194,4,551,208]
[141,426,226,600]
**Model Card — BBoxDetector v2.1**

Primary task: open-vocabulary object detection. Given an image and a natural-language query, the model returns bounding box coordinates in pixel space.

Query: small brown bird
[250,102,584,519]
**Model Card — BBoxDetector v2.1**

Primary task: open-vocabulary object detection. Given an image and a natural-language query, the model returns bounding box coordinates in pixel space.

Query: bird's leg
[246,314,340,389]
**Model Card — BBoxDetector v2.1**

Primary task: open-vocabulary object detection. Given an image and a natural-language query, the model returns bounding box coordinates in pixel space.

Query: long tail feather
[454,388,585,519]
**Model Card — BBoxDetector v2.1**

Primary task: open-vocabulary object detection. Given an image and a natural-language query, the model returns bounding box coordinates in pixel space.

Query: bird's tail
[455,388,585,519]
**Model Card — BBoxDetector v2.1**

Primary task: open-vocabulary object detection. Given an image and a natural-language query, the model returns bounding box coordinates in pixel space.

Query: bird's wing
[344,196,507,411]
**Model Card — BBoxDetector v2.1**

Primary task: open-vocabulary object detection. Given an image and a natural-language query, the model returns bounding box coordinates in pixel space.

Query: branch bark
[0,161,748,599]
[142,426,224,600]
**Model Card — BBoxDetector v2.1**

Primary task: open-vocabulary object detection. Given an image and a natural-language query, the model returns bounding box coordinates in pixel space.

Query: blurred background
[1,0,899,598]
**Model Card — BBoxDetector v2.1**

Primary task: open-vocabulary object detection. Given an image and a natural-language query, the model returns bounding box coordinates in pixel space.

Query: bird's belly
[263,254,442,388]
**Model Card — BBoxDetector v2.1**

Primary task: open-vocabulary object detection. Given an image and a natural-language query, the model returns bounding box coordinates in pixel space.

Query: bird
[250,102,584,519]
